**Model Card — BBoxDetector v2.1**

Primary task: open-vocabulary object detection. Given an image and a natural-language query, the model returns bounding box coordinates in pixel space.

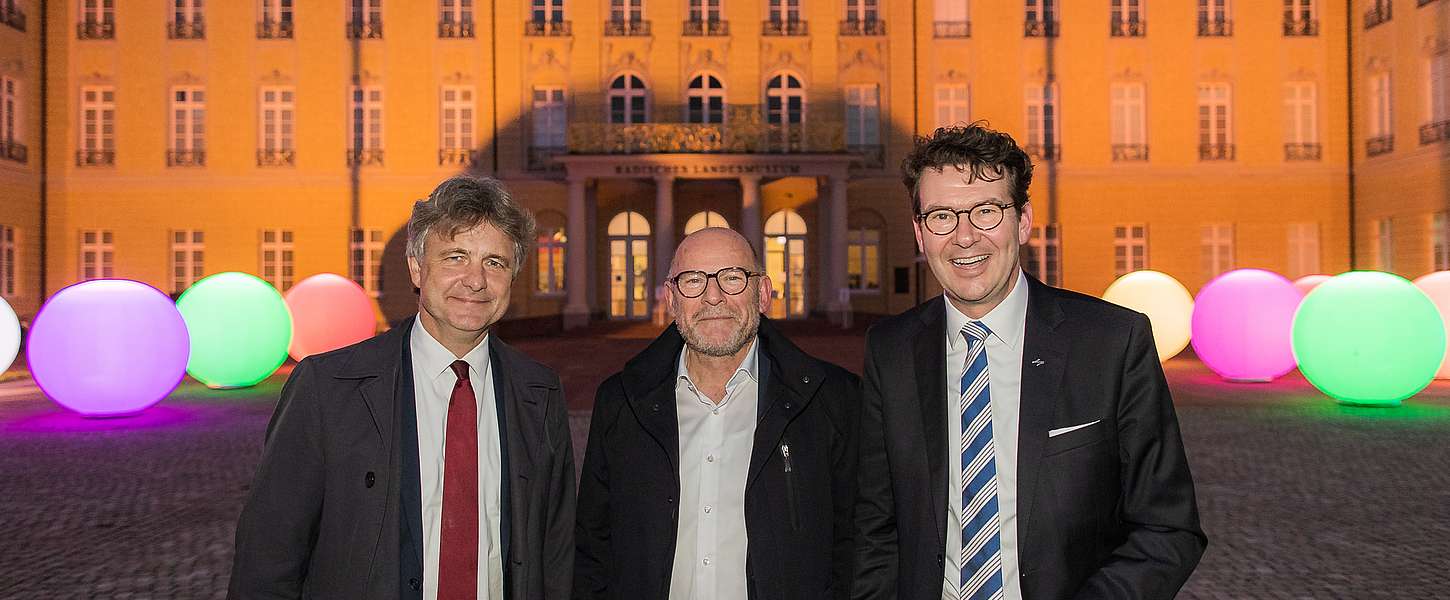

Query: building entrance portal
[765,209,808,319]
[608,211,650,319]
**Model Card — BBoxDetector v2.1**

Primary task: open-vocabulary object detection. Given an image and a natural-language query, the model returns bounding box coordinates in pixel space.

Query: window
[1110,82,1147,161]
[440,86,474,165]
[350,228,384,296]
[766,72,805,150]
[1025,83,1060,160]
[1025,0,1057,36]
[1198,0,1231,36]
[169,87,205,167]
[767,0,804,33]
[258,0,293,38]
[1201,223,1234,279]
[1197,82,1234,160]
[1113,224,1147,276]
[1427,54,1450,130]
[260,229,294,291]
[846,0,879,22]
[1,76,21,162]
[688,0,721,22]
[686,73,725,124]
[844,84,881,152]
[535,213,566,294]
[1368,72,1393,155]
[1023,223,1061,286]
[684,211,730,234]
[348,85,384,165]
[935,83,970,128]
[1283,82,1320,159]
[0,225,15,298]
[611,0,643,22]
[1374,218,1393,271]
[78,0,115,38]
[847,216,882,291]
[934,0,969,37]
[531,86,567,149]
[440,0,473,37]
[1110,0,1143,29]
[608,74,648,124]
[348,0,382,38]
[1284,0,1316,36]
[258,86,295,166]
[169,0,204,39]
[170,230,204,294]
[78,86,115,166]
[1287,222,1320,278]
[533,0,564,22]
[79,229,114,281]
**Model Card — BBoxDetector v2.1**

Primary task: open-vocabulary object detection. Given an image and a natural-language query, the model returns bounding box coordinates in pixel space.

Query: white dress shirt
[410,321,504,600]
[942,270,1029,600]
[669,339,760,600]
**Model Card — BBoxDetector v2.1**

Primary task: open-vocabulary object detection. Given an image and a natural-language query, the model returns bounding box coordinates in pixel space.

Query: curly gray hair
[406,175,536,275]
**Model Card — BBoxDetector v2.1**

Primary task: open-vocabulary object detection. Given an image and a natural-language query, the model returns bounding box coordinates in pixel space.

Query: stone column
[654,175,676,285]
[826,175,850,323]
[739,175,764,258]
[563,177,590,329]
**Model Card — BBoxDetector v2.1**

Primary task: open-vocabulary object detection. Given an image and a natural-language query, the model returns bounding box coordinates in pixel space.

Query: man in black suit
[229,175,575,600]
[853,124,1206,600]
[575,228,859,600]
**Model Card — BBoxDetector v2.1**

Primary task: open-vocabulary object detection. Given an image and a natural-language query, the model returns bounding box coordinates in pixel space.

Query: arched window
[847,210,884,291]
[764,209,808,318]
[607,211,651,319]
[686,73,725,124]
[608,73,649,124]
[684,211,731,235]
[765,72,805,150]
[534,210,567,294]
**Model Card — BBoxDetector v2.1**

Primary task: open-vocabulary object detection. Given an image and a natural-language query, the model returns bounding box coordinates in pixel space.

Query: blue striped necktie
[959,321,1003,600]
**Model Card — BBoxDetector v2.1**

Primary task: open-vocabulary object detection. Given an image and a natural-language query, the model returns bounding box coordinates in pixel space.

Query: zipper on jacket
[781,441,800,530]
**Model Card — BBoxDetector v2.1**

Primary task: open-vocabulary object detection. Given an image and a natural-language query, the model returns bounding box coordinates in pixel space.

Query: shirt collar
[944,269,1031,352]
[677,336,761,391]
[410,314,491,380]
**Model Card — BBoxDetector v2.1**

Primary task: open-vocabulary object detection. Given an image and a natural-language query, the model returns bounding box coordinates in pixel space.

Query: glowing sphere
[1103,270,1194,361]
[177,272,293,389]
[1191,269,1302,382]
[1292,271,1445,406]
[1293,274,1332,296]
[26,280,190,416]
[285,273,377,360]
[1412,271,1450,379]
[1,296,22,373]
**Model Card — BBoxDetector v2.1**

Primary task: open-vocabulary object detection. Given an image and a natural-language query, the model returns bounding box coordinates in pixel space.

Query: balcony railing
[528,146,566,172]
[568,108,843,154]
[438,148,479,167]
[1284,143,1322,161]
[1199,144,1236,161]
[848,144,884,169]
[1025,19,1058,37]
[1421,120,1450,145]
[1025,144,1060,161]
[603,19,651,36]
[1110,17,1145,37]
[525,19,572,36]
[167,150,205,167]
[1111,144,1149,161]
[2,3,24,31]
[762,19,808,36]
[683,19,729,36]
[77,20,115,40]
[1284,18,1318,36]
[76,150,115,166]
[347,148,385,166]
[1198,19,1233,36]
[933,20,970,38]
[1366,135,1394,156]
[1364,2,1392,29]
[257,19,294,39]
[438,20,474,38]
[168,20,205,39]
[346,20,383,39]
[1,140,27,164]
[840,19,886,36]
[257,149,296,167]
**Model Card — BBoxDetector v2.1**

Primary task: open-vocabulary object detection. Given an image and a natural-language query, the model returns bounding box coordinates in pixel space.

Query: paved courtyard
[1,321,1447,598]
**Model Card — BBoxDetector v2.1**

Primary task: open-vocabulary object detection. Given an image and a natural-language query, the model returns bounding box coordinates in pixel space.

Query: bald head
[669,227,762,277]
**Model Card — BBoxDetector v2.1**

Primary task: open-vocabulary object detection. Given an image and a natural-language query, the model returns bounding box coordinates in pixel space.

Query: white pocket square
[1048,420,1101,438]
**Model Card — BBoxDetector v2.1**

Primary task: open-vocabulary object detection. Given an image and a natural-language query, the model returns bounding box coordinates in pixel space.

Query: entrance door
[608,211,651,319]
[764,209,807,319]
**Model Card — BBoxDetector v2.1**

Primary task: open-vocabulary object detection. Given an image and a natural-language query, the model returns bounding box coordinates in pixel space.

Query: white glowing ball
[1412,271,1450,379]
[0,296,19,373]
[1293,274,1332,296]
[1103,270,1194,361]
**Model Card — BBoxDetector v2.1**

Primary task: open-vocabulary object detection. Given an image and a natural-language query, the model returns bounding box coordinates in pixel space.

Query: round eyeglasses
[915,203,1015,235]
[669,267,763,298]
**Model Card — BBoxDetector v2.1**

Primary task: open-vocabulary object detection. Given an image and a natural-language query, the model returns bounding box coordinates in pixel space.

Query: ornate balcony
[1025,144,1060,161]
[1284,18,1318,36]
[438,148,479,167]
[839,19,885,36]
[683,19,728,36]
[2,3,25,31]
[1,140,26,164]
[1025,20,1058,37]
[762,19,807,36]
[167,20,205,40]
[1110,17,1145,37]
[1199,144,1236,161]
[1284,143,1322,161]
[604,19,650,36]
[1420,121,1450,145]
[1111,144,1149,161]
[1364,2,1392,29]
[933,20,970,38]
[257,149,296,167]
[347,148,385,166]
[76,150,115,167]
[567,107,844,155]
[1366,135,1394,156]
[1198,19,1233,37]
[166,150,205,167]
[524,19,571,36]
[438,20,474,38]
[77,20,115,40]
[257,19,294,39]
[346,20,383,39]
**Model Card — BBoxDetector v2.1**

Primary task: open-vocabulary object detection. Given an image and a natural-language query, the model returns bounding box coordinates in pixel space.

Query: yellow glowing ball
[284,273,378,361]
[1412,271,1450,379]
[1103,270,1195,361]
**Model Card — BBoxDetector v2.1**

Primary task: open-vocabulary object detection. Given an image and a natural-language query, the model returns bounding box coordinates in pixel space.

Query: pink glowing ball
[1293,275,1332,296]
[26,280,190,416]
[1190,269,1303,382]
[284,273,378,361]
[1412,271,1450,379]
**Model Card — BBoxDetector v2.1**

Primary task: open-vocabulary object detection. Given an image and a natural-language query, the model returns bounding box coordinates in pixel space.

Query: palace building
[0,1,1446,329]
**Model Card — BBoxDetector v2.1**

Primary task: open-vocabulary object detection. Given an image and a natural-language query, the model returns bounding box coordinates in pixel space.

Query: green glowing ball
[177,272,293,389]
[1291,271,1446,406]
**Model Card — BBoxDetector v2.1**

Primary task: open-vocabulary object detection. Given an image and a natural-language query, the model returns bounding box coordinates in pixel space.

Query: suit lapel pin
[1031,358,1045,367]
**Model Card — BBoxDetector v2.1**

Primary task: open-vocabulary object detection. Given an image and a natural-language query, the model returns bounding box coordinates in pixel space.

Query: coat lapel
[621,326,687,483]
[1014,277,1068,552]
[913,297,949,550]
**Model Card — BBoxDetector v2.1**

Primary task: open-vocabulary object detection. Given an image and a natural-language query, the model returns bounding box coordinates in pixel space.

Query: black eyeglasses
[668,267,763,298]
[915,203,1016,235]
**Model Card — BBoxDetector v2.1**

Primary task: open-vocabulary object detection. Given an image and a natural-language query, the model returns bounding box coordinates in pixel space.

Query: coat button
[364,472,376,488]
[409,577,421,590]
[652,403,661,413]
[801,376,810,384]
[783,402,792,410]
[667,496,674,504]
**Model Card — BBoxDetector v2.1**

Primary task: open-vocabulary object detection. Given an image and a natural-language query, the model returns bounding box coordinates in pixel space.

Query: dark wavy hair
[900,121,1034,214]
[406,175,536,275]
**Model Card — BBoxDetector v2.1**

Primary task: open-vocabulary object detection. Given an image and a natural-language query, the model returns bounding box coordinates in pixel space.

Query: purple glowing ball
[26,280,191,417]
[1190,269,1303,382]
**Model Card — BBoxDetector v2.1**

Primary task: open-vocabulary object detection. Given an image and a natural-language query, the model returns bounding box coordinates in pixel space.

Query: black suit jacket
[852,276,1206,599]
[574,318,861,600]
[229,317,576,600]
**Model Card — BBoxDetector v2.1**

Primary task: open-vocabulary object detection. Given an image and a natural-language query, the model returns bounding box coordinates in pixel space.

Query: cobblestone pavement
[1,323,1447,598]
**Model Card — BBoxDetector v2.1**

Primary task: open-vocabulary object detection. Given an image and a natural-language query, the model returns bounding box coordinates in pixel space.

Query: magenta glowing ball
[284,273,377,360]
[1293,274,1332,296]
[1191,269,1303,382]
[1412,271,1450,379]
[26,280,190,417]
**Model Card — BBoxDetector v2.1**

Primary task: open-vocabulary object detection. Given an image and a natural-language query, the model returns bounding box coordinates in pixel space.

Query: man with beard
[574,227,860,600]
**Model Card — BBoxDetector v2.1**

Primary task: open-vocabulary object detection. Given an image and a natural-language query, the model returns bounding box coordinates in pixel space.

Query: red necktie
[437,360,479,599]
